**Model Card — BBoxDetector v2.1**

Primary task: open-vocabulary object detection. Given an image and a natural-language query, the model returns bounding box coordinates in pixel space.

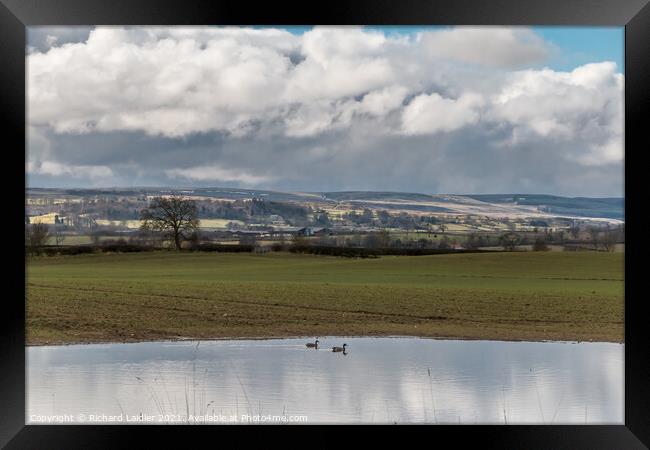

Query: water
[26,337,623,424]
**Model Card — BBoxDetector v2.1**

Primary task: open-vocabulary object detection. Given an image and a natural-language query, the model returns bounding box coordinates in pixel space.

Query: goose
[306,339,319,348]
[332,344,347,352]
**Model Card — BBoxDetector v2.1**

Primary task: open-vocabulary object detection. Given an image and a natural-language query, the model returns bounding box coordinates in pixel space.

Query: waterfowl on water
[332,344,347,352]
[306,339,319,348]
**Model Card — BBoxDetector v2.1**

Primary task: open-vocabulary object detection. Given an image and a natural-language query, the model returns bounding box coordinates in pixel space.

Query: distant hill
[26,187,624,222]
[466,194,624,220]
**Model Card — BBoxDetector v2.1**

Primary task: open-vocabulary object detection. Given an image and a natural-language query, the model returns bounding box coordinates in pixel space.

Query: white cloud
[401,92,484,135]
[418,27,551,67]
[27,26,546,138]
[489,62,623,165]
[165,165,274,185]
[358,85,409,116]
[28,27,297,137]
[27,160,113,178]
[27,26,623,172]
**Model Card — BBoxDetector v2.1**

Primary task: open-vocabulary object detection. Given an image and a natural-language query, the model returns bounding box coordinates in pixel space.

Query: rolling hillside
[26,187,624,222]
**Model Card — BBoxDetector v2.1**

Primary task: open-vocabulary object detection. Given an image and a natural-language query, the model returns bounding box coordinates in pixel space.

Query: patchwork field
[26,251,624,345]
[92,218,246,229]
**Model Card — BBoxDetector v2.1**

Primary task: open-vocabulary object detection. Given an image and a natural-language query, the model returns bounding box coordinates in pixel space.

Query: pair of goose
[306,339,347,353]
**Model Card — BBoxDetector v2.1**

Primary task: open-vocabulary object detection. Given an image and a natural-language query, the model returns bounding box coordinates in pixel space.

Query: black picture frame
[2,0,648,447]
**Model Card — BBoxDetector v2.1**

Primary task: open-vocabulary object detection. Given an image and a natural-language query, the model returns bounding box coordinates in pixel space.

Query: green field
[26,251,624,345]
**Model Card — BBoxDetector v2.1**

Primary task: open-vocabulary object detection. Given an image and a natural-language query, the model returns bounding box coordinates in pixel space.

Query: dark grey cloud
[27,124,623,197]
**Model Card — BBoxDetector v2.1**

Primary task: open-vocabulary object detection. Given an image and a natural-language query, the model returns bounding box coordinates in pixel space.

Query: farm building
[303,227,333,237]
[271,226,333,237]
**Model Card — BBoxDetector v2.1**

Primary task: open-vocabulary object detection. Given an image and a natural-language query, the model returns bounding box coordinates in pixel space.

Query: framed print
[1,0,649,447]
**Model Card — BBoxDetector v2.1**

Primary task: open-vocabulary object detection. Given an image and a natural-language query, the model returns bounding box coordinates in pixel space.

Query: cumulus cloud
[27,25,551,139]
[401,93,484,135]
[358,85,409,116]
[418,27,551,67]
[489,62,623,165]
[28,27,299,137]
[26,26,624,195]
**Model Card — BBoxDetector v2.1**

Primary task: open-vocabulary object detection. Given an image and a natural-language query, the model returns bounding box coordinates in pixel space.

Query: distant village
[25,188,624,252]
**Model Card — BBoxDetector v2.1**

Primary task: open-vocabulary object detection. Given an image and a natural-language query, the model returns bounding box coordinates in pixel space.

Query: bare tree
[26,223,50,255]
[532,237,549,251]
[90,231,102,246]
[291,234,310,250]
[187,230,202,249]
[599,229,618,252]
[365,230,390,249]
[588,227,600,250]
[499,232,520,251]
[239,233,258,246]
[140,195,199,250]
[53,218,65,246]
[465,232,480,250]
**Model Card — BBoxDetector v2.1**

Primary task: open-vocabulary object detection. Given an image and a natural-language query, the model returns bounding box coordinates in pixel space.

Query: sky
[26,26,624,197]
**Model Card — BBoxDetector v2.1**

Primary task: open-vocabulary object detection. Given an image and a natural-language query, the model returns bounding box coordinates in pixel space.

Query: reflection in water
[26,338,623,424]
